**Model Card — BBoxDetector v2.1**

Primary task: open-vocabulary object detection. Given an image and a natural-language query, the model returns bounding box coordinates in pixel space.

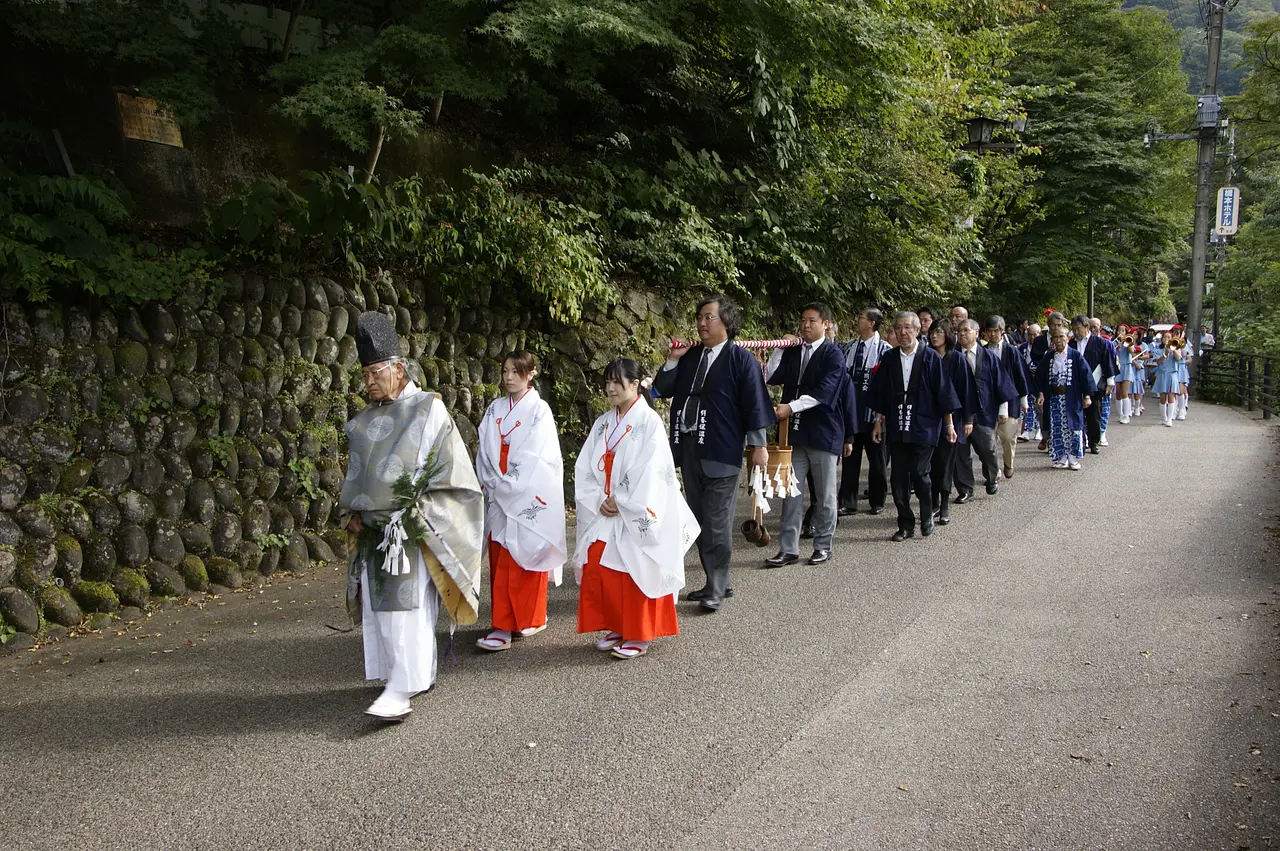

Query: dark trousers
[1084,391,1103,448]
[954,424,999,493]
[889,442,934,532]
[840,429,887,511]
[931,440,956,497]
[680,440,739,598]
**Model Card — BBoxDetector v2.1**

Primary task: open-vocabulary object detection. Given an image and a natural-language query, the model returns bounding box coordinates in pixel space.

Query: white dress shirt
[766,336,826,413]
[898,345,918,388]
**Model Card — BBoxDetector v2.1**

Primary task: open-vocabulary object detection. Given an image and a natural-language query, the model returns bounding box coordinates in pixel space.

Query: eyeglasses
[361,361,397,381]
[696,313,721,324]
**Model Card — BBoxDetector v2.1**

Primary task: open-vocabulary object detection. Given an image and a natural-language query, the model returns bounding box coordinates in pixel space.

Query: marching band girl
[1152,332,1183,427]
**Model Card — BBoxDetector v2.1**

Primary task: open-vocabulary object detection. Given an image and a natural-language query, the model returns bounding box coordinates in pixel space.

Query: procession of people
[339,300,1198,721]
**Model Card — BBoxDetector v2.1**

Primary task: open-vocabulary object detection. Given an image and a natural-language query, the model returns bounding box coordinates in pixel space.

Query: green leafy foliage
[984,0,1195,319]
[209,168,610,322]
[1216,16,1280,354]
[0,153,217,304]
[3,0,237,126]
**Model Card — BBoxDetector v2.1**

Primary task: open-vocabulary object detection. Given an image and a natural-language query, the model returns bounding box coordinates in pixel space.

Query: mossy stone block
[40,585,82,627]
[179,554,208,592]
[111,569,150,609]
[73,580,120,614]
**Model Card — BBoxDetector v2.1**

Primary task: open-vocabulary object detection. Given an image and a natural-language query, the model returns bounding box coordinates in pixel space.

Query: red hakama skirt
[576,540,678,641]
[488,538,548,632]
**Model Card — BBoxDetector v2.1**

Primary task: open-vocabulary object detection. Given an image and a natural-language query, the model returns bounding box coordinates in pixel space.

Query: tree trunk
[281,0,306,62]
[364,124,386,184]
[431,94,444,125]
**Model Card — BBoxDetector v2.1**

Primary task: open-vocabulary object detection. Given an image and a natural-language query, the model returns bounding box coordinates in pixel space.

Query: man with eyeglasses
[338,312,483,721]
[869,311,959,542]
[654,295,775,612]
[762,302,847,567]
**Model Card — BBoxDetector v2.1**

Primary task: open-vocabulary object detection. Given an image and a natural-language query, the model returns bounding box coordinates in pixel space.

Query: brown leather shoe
[1003,466,1014,480]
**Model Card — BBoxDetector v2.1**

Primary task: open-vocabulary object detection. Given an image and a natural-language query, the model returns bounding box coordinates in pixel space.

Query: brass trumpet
[1167,338,1185,350]
[1120,334,1136,349]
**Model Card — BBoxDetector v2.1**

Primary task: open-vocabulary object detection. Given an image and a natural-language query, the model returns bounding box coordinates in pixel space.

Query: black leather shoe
[699,597,721,612]
[986,482,998,495]
[764,552,800,568]
[868,507,884,515]
[891,529,914,542]
[955,492,972,505]
[920,521,935,537]
[837,506,857,517]
[808,550,831,565]
[936,514,952,526]
[687,586,732,601]
[1089,446,1100,455]
[800,524,815,539]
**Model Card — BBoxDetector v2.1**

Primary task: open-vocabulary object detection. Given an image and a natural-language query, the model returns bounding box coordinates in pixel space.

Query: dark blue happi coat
[990,340,1031,401]
[940,349,974,446]
[767,341,846,455]
[962,346,1020,430]
[1036,348,1098,432]
[837,372,859,443]
[868,346,960,445]
[653,342,776,469]
[844,336,894,430]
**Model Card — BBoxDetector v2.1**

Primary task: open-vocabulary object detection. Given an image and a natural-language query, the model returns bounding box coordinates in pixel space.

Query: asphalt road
[3,402,1278,850]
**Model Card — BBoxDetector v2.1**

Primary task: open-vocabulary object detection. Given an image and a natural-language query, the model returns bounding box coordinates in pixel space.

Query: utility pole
[1188,0,1226,363]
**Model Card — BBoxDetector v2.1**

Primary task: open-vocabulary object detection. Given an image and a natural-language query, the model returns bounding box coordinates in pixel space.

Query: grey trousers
[955,424,999,493]
[780,445,838,554]
[680,440,740,598]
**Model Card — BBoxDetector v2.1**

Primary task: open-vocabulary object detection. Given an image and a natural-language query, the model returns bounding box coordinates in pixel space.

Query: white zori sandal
[594,632,623,651]
[517,623,547,639]
[476,630,513,652]
[610,641,651,660]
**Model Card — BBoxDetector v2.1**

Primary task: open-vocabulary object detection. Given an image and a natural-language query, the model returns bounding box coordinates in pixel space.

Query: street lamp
[964,117,999,147]
[961,115,1027,154]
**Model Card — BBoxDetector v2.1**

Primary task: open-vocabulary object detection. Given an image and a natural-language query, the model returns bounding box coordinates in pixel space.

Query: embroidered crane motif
[506,460,521,480]
[634,506,657,537]
[519,497,548,521]
[618,472,631,492]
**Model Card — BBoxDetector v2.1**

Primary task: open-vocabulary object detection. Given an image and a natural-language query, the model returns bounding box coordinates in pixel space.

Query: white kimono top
[475,388,567,584]
[573,399,699,599]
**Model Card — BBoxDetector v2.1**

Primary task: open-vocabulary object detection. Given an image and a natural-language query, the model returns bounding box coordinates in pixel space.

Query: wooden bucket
[743,420,794,490]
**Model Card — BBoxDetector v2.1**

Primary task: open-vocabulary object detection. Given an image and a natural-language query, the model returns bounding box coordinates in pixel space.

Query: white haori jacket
[475,388,567,584]
[573,400,699,599]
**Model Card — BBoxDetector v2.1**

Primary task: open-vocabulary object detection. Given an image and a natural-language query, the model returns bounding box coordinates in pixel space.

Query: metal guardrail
[1197,349,1278,419]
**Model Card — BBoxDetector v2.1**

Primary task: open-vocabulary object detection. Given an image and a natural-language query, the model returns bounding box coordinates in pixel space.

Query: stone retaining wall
[0,274,682,647]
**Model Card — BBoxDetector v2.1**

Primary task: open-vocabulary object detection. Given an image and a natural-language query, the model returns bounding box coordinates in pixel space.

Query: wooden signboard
[115,92,184,148]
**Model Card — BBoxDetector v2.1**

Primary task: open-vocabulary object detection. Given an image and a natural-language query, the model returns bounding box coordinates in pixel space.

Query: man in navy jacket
[654,295,776,612]
[838,307,893,516]
[870,311,960,541]
[1069,314,1116,454]
[764,302,847,567]
[952,319,1018,498]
